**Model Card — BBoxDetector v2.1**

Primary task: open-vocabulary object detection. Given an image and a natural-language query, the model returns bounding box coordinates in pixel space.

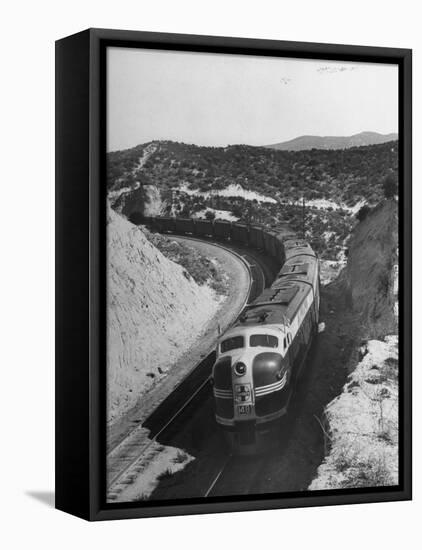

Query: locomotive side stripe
[214,390,233,399]
[254,372,287,392]
[255,375,287,396]
[255,384,286,397]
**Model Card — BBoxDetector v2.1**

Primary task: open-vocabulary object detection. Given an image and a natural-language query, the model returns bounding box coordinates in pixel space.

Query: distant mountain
[265,131,398,151]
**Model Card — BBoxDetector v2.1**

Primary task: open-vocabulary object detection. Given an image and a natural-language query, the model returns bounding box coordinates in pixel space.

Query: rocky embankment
[340,199,398,338]
[310,199,399,490]
[107,207,221,423]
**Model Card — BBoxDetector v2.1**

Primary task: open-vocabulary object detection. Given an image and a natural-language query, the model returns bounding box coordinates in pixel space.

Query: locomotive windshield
[250,334,278,348]
[220,336,244,353]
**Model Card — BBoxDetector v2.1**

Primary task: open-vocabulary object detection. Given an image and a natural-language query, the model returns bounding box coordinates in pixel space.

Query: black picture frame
[55,28,412,521]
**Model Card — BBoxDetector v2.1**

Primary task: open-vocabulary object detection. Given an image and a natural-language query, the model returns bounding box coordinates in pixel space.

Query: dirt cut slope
[339,199,398,339]
[107,207,220,423]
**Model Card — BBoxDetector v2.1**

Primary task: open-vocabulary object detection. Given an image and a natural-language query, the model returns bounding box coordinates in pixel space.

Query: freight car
[249,225,265,250]
[154,216,176,234]
[230,222,250,246]
[174,217,195,235]
[213,220,232,241]
[194,219,214,238]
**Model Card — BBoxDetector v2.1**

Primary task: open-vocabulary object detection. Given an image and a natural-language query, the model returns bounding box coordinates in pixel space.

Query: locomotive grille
[255,389,289,416]
[214,356,234,419]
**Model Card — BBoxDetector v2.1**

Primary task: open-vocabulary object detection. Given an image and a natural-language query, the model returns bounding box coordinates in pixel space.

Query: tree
[382,173,398,199]
[180,205,191,218]
[205,209,216,221]
[232,204,243,218]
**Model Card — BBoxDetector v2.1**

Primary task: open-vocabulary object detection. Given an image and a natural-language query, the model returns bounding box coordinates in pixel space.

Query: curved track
[107,236,278,501]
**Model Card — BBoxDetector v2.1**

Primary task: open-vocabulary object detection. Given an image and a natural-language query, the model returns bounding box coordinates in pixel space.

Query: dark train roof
[235,248,318,328]
[236,281,309,328]
[273,254,317,286]
[283,239,316,260]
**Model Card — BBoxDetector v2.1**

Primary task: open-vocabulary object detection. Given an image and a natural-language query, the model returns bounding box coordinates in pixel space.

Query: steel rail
[203,455,234,498]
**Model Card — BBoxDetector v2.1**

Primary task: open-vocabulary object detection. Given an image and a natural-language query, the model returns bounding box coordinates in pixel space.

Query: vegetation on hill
[108,140,397,205]
[107,140,398,260]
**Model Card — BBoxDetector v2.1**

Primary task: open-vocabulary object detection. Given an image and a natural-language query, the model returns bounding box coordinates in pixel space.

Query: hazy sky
[107,47,398,152]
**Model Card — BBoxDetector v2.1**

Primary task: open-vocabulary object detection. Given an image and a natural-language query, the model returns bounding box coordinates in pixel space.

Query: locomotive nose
[252,352,286,387]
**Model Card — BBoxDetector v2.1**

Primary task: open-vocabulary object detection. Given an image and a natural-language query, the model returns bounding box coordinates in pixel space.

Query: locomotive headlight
[234,362,247,376]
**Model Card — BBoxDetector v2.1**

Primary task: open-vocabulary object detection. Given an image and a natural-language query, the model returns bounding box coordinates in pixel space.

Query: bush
[172,451,188,464]
[205,209,216,220]
[382,173,398,199]
[356,205,371,222]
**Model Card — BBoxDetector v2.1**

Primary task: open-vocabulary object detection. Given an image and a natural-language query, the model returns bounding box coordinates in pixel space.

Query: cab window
[250,334,278,348]
[220,336,244,353]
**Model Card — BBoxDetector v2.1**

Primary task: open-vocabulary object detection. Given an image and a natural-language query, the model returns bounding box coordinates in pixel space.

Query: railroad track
[107,238,272,502]
[202,453,270,498]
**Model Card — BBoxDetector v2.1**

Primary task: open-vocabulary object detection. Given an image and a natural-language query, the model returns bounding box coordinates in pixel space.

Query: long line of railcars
[142,215,296,269]
[141,215,320,454]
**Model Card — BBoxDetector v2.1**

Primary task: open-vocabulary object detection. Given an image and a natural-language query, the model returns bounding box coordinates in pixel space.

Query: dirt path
[107,238,251,453]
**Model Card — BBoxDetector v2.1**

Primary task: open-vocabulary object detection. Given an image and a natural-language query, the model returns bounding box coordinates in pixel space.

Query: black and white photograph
[105,46,401,504]
[3,0,420,542]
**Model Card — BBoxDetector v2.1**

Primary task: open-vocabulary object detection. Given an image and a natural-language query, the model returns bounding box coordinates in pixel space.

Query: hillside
[107,140,398,207]
[266,131,398,151]
[339,199,398,339]
[107,139,398,260]
[107,207,221,423]
[310,199,399,490]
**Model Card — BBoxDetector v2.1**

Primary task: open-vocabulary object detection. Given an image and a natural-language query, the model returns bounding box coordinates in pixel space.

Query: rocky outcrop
[112,184,168,220]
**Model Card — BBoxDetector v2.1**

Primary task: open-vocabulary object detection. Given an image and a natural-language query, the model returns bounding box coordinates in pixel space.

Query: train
[140,215,320,454]
[212,237,319,453]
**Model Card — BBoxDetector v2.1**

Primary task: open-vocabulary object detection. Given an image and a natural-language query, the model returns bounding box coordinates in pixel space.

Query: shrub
[157,468,173,481]
[172,451,188,464]
[205,209,216,220]
[383,173,398,199]
[356,204,371,222]
[343,457,393,488]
